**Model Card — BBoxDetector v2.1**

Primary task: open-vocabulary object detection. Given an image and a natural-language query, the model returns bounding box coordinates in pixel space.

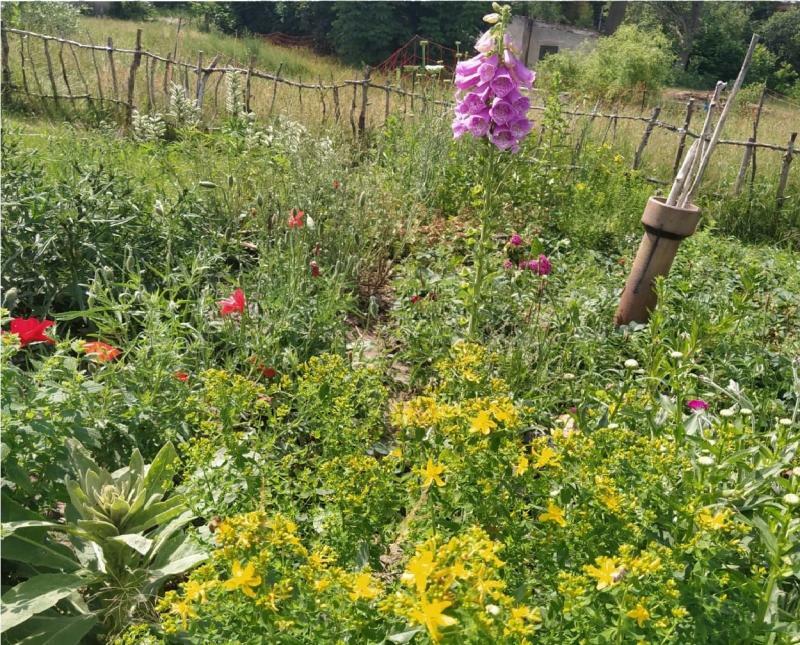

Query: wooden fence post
[194,50,203,100]
[671,98,695,176]
[17,33,29,99]
[349,80,357,136]
[57,42,75,107]
[358,65,371,136]
[1,27,12,100]
[268,62,282,118]
[384,81,391,125]
[332,79,340,123]
[146,55,155,111]
[318,75,327,123]
[42,39,61,108]
[749,85,767,192]
[107,37,119,101]
[776,132,796,211]
[125,28,143,126]
[68,42,90,100]
[633,106,661,170]
[245,54,254,113]
[733,86,766,195]
[196,53,219,114]
[85,34,104,101]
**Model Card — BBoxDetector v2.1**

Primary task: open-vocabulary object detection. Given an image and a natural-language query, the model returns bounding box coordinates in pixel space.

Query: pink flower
[218,288,246,316]
[490,69,515,98]
[489,98,515,125]
[5,317,55,347]
[310,260,321,278]
[509,233,523,246]
[503,259,514,270]
[527,255,552,275]
[687,399,709,412]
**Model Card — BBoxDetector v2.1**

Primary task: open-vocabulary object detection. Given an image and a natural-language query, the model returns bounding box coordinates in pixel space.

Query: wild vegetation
[1,4,799,645]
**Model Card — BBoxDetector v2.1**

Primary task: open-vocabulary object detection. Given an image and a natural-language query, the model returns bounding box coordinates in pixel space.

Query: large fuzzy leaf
[10,614,97,645]
[0,574,86,633]
[140,442,179,500]
[110,533,153,556]
[123,496,186,534]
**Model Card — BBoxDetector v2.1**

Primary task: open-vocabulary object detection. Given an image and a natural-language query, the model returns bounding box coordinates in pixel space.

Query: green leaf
[124,496,186,534]
[141,442,179,500]
[110,533,153,556]
[748,515,780,558]
[1,520,61,538]
[0,574,86,633]
[11,614,97,645]
[1,533,81,572]
[146,550,207,594]
[387,628,422,643]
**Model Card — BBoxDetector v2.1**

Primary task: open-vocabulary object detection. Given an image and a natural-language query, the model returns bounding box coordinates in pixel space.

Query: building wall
[507,16,598,68]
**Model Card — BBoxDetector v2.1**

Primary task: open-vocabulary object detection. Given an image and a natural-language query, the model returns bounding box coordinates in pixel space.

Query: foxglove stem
[468,146,499,338]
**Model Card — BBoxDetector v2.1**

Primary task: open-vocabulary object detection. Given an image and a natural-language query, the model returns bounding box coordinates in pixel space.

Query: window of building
[538,45,559,60]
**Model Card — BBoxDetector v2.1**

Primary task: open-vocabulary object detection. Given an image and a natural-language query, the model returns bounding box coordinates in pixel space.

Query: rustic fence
[1,25,796,204]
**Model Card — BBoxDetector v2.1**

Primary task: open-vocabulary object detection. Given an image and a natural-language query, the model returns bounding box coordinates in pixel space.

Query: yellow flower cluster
[380,527,540,643]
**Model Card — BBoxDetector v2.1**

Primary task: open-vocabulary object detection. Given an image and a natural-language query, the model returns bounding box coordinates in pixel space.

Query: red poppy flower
[309,261,321,278]
[6,317,55,347]
[287,209,304,229]
[410,295,422,304]
[333,180,340,190]
[218,288,246,316]
[260,366,278,379]
[174,371,190,382]
[83,341,121,362]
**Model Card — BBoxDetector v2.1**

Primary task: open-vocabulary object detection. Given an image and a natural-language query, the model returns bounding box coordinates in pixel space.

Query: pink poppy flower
[218,288,246,316]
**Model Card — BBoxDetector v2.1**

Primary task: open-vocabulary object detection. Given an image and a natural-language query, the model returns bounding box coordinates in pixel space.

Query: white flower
[697,455,715,466]
[720,408,736,418]
[483,13,500,24]
[562,373,576,381]
[624,359,639,369]
[778,418,792,426]
[485,604,501,616]
[670,351,684,359]
[740,408,753,416]
[783,493,799,506]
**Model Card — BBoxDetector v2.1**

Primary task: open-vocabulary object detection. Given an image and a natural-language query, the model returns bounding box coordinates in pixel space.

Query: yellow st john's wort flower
[697,507,731,531]
[402,549,436,595]
[349,572,381,601]
[222,560,262,597]
[183,580,209,604]
[584,556,623,590]
[420,459,446,488]
[470,410,497,435]
[170,600,197,627]
[532,445,560,469]
[626,603,651,627]
[514,454,529,476]
[410,598,458,642]
[538,501,567,527]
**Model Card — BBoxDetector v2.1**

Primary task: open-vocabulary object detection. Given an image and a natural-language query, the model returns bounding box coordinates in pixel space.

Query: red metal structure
[376,35,460,74]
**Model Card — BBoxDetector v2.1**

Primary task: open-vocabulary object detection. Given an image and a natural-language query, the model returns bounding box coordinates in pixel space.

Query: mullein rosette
[452,6,535,152]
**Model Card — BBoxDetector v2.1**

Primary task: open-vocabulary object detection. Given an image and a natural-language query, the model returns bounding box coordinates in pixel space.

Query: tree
[761,7,800,71]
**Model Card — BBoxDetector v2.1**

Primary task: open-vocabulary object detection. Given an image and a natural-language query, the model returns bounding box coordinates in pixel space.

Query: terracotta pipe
[614,196,700,326]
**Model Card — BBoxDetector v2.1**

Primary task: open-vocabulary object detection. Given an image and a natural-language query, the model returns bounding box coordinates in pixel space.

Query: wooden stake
[68,42,90,97]
[349,80,357,136]
[42,39,61,108]
[106,37,119,101]
[245,55,254,113]
[671,97,695,176]
[57,41,75,108]
[125,29,143,125]
[358,65,371,136]
[268,63,282,118]
[17,33,30,99]
[384,81,391,125]
[194,51,203,100]
[776,132,796,211]
[318,75,327,123]
[86,34,104,100]
[683,34,759,205]
[163,53,172,105]
[1,27,11,100]
[196,53,220,113]
[632,106,661,170]
[146,55,155,111]
[332,80,340,123]
[749,85,767,192]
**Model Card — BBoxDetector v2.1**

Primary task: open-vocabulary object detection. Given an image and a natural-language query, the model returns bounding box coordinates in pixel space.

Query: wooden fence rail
[1,25,796,202]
